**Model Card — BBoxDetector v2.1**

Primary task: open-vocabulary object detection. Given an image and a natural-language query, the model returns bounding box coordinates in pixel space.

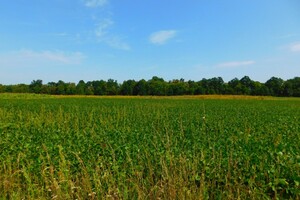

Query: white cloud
[217,60,255,68]
[95,19,114,38]
[106,36,131,50]
[289,42,300,52]
[94,19,130,50]
[84,0,108,8]
[82,0,130,50]
[0,50,85,68]
[149,30,177,45]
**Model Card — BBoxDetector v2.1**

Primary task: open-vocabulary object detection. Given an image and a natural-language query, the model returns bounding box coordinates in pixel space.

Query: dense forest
[0,76,299,97]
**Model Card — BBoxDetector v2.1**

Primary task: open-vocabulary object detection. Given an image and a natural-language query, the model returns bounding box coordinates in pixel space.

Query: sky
[0,0,300,84]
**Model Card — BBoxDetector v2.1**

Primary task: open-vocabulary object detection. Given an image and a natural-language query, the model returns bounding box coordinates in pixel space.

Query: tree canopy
[1,76,299,97]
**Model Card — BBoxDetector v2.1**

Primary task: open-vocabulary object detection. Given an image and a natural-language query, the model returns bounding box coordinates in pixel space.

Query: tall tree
[85,81,94,95]
[76,80,86,95]
[29,79,43,94]
[265,77,284,96]
[148,76,167,96]
[251,81,270,96]
[94,80,107,95]
[168,79,188,95]
[66,83,76,95]
[56,80,66,95]
[282,77,300,97]
[208,77,225,94]
[106,79,119,95]
[46,82,57,94]
[240,76,254,95]
[133,79,148,95]
[228,78,242,95]
[120,80,136,95]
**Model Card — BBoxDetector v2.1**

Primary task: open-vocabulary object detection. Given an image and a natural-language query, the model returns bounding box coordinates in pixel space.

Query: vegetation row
[1,76,300,97]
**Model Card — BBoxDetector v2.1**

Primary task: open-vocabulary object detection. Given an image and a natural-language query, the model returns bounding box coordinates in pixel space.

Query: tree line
[0,76,299,97]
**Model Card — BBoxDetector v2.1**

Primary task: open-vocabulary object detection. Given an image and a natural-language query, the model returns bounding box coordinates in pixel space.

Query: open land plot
[0,94,299,199]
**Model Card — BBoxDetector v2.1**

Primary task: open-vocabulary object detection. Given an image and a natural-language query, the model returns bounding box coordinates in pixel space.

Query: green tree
[240,76,253,95]
[106,79,119,95]
[29,79,43,94]
[92,80,107,95]
[265,77,284,96]
[251,81,270,96]
[46,82,57,94]
[208,77,225,94]
[85,81,94,95]
[133,79,148,95]
[187,80,197,95]
[0,84,5,93]
[120,80,136,95]
[56,80,66,95]
[76,80,86,95]
[228,78,244,95]
[282,77,300,97]
[148,76,167,96]
[168,79,188,95]
[11,84,30,93]
[199,77,224,94]
[66,83,76,95]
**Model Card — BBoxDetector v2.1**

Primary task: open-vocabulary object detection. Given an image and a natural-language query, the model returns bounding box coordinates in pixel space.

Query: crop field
[0,94,299,199]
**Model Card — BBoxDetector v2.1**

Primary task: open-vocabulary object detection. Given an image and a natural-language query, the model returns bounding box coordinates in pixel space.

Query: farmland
[0,94,299,199]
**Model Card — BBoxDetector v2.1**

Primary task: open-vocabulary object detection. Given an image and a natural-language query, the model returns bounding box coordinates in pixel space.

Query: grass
[0,94,299,199]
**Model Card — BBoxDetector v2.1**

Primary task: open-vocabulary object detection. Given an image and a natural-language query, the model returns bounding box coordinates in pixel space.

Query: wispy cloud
[0,50,85,67]
[217,60,255,68]
[105,36,131,50]
[149,30,177,45]
[94,19,130,50]
[289,42,300,52]
[84,0,108,8]
[82,0,130,50]
[95,19,114,38]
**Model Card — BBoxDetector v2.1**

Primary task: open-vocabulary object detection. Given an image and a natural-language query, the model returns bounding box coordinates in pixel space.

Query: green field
[0,94,299,199]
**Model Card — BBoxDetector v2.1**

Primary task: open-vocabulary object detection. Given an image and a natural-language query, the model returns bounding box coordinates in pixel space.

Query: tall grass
[0,95,299,199]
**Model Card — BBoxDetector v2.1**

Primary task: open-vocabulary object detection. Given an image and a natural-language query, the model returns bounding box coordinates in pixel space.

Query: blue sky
[0,0,300,84]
